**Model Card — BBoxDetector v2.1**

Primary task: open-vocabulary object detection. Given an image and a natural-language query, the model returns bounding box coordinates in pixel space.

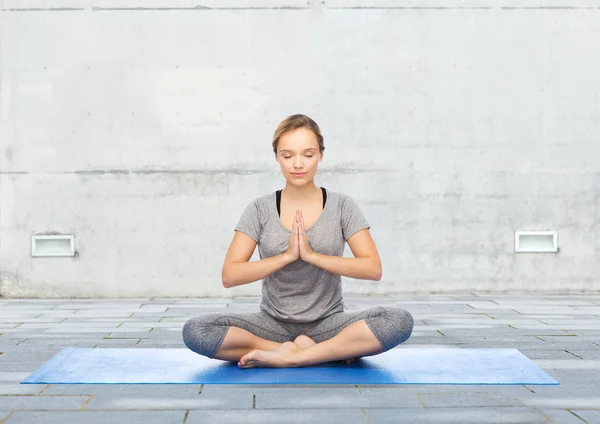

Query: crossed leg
[213,327,354,368]
[238,319,382,368]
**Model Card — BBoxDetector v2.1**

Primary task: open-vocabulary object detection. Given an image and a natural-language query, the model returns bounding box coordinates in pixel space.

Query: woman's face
[276,127,323,186]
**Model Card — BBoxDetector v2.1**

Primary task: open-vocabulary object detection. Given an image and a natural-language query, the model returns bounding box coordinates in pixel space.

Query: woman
[182,114,413,368]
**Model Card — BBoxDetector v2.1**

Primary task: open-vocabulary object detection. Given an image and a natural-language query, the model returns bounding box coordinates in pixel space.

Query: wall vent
[31,235,75,257]
[515,231,558,253]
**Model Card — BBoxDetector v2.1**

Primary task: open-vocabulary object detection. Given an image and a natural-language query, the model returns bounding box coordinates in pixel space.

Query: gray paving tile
[84,394,251,410]
[0,362,42,372]
[0,396,89,410]
[535,359,600,370]
[249,387,423,408]
[103,332,181,339]
[16,340,109,348]
[418,392,525,407]
[521,396,600,409]
[0,372,34,383]
[0,383,47,395]
[364,407,547,423]
[135,340,185,348]
[41,384,202,396]
[518,349,582,360]
[186,408,366,424]
[5,411,186,424]
[6,333,107,339]
[358,385,533,396]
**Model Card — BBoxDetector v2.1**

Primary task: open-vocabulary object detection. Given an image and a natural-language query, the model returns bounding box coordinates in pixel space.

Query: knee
[390,307,414,344]
[375,306,414,348]
[182,314,226,359]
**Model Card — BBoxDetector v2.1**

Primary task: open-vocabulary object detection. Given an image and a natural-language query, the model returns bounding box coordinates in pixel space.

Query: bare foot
[238,343,299,369]
[293,335,356,364]
[293,335,316,348]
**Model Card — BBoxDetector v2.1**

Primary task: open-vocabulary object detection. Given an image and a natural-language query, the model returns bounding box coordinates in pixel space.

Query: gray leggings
[182,306,414,359]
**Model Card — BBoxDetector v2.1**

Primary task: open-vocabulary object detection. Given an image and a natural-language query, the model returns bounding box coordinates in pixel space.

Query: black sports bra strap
[277,187,326,217]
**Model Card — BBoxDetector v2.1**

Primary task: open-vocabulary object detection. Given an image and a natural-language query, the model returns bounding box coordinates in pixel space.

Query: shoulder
[242,192,275,216]
[326,190,358,208]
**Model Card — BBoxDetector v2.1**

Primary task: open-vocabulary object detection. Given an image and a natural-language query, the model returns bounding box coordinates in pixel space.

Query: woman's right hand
[284,210,300,263]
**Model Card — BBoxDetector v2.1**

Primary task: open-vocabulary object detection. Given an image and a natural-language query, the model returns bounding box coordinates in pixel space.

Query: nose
[294,156,303,168]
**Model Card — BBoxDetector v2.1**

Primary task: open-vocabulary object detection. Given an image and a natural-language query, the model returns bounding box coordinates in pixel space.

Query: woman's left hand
[297,210,315,262]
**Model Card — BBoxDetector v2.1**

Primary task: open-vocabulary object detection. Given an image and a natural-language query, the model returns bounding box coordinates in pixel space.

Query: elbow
[221,268,232,289]
[373,263,382,281]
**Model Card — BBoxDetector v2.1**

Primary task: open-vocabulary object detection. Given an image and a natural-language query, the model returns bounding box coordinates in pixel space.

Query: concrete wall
[1,0,599,298]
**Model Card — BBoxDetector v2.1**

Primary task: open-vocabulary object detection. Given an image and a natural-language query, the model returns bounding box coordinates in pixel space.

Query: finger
[291,211,296,232]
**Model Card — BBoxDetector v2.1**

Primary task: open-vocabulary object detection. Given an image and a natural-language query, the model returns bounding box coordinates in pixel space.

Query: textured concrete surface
[0,294,599,423]
[2,1,600,297]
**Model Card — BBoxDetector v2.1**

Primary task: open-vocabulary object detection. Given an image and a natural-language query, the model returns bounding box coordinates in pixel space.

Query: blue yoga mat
[21,347,558,385]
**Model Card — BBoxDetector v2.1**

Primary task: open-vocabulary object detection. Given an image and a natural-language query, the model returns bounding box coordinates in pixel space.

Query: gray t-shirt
[234,189,371,323]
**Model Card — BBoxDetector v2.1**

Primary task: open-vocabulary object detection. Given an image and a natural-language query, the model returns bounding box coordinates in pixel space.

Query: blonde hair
[272,114,325,154]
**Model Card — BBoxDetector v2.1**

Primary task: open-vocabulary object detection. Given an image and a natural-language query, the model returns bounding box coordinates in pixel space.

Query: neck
[282,182,320,201]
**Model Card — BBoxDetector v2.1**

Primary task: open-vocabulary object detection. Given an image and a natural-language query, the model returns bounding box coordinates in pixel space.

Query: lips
[292,173,306,176]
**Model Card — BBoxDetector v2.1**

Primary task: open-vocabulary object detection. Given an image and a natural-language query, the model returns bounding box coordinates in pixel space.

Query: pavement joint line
[436,330,446,337]
[183,410,190,423]
[523,385,536,394]
[466,304,476,309]
[533,336,548,342]
[535,408,551,421]
[535,319,549,325]
[252,394,256,409]
[565,350,584,359]
[511,309,523,315]
[508,324,517,329]
[360,408,371,424]
[198,384,204,394]
[59,318,67,323]
[37,385,51,395]
[0,411,14,424]
[567,409,589,423]
[80,394,94,410]
[135,339,142,345]
[415,393,426,407]
[354,384,361,394]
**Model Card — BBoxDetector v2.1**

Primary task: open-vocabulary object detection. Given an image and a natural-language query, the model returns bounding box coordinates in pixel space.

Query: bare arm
[304,229,382,281]
[222,214,302,288]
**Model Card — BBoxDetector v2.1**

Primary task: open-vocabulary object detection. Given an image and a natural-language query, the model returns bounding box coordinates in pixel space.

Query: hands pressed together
[285,210,315,264]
